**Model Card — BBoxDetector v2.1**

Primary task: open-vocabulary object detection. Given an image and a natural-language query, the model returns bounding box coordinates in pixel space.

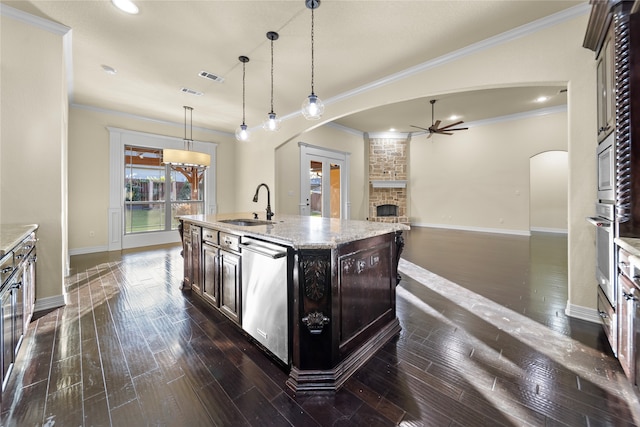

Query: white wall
[68,107,237,252]
[236,14,597,314]
[530,151,568,232]
[1,15,68,306]
[275,125,366,220]
[410,111,567,234]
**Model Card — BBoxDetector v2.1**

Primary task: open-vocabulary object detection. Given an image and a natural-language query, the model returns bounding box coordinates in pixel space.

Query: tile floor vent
[180,87,204,96]
[198,71,224,83]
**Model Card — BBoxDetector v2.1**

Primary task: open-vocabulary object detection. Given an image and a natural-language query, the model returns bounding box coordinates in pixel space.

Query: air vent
[199,70,224,83]
[180,87,204,96]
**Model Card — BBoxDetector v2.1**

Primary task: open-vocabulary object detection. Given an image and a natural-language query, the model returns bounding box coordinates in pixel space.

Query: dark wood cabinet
[189,225,202,295]
[202,243,219,307]
[180,217,405,392]
[618,273,636,379]
[219,249,241,324]
[192,227,241,325]
[596,24,615,140]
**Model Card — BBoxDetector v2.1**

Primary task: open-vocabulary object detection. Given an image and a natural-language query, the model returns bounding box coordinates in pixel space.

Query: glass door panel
[309,160,322,216]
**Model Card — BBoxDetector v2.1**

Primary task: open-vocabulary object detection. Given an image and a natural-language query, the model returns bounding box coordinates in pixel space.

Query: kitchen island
[178,213,408,392]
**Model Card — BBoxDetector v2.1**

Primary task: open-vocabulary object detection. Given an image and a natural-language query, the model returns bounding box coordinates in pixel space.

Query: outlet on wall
[89,231,95,238]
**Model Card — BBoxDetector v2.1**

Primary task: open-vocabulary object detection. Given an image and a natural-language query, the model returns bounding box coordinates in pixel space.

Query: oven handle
[586,217,612,228]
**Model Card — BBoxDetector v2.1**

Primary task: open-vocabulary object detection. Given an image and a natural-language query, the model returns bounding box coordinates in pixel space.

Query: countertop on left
[1,224,39,256]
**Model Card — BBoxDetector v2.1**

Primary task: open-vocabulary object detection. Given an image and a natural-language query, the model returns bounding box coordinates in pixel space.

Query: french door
[299,143,350,219]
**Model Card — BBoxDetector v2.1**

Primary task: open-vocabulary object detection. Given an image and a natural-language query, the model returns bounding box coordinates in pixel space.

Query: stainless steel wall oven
[588,203,616,305]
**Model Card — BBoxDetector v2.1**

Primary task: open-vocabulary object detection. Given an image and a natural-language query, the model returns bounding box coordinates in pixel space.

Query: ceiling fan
[411,99,468,138]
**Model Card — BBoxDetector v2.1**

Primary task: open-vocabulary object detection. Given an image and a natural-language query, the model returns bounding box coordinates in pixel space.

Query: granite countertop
[0,224,39,257]
[179,213,410,249]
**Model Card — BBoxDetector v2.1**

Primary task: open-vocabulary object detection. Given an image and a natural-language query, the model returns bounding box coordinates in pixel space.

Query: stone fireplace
[368,136,409,224]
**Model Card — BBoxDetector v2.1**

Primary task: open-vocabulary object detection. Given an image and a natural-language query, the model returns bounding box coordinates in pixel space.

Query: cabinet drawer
[619,247,632,279]
[0,253,13,286]
[203,228,218,244]
[598,283,617,353]
[219,232,240,252]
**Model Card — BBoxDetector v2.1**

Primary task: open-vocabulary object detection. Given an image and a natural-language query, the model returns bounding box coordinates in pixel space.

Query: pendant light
[301,0,324,120]
[263,31,281,131]
[235,56,251,141]
[162,106,210,168]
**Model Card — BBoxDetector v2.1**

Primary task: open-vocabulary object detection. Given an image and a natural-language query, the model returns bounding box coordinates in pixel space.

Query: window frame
[108,127,217,251]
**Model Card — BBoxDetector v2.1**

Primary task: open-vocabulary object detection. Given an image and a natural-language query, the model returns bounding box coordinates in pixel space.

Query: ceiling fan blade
[438,131,454,135]
[410,125,430,131]
[446,127,469,131]
[426,133,433,138]
[433,120,441,129]
[438,120,465,130]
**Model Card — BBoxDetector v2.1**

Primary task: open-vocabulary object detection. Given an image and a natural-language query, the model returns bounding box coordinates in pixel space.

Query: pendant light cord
[270,37,275,114]
[242,61,246,125]
[310,6,315,94]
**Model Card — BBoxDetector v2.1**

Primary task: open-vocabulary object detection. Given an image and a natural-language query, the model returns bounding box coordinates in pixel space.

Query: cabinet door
[1,288,12,390]
[618,274,636,380]
[23,251,36,328]
[202,244,219,307]
[219,250,241,324]
[13,277,23,357]
[597,28,615,140]
[183,233,192,289]
[190,226,202,294]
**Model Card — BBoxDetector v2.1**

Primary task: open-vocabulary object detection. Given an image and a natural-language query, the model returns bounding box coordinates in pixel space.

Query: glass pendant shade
[235,123,250,141]
[301,93,324,120]
[262,112,281,131]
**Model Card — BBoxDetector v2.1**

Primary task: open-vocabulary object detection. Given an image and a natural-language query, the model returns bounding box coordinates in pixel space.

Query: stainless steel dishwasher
[240,237,289,364]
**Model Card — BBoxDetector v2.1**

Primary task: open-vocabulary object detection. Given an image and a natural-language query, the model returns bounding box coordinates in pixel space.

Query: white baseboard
[409,222,531,236]
[530,227,568,234]
[69,245,109,256]
[565,301,600,323]
[34,294,66,314]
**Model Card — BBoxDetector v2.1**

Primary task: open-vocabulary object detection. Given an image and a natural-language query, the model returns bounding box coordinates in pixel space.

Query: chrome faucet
[253,183,274,220]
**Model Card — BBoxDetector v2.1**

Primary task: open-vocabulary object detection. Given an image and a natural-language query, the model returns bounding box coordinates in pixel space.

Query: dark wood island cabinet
[178,213,408,392]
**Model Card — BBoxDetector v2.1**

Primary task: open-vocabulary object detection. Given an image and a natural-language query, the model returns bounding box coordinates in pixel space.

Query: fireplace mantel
[371,180,407,189]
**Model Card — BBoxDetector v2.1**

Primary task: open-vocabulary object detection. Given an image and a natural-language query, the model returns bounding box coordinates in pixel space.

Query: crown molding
[74,104,232,138]
[0,4,70,35]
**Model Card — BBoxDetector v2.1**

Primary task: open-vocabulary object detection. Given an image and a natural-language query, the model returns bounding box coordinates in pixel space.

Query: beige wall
[1,16,68,303]
[240,15,596,314]
[68,107,237,251]
[4,10,597,315]
[530,151,569,232]
[275,125,366,220]
[409,111,568,233]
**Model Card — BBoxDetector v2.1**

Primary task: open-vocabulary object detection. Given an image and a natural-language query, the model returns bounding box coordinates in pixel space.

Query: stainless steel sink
[218,218,273,226]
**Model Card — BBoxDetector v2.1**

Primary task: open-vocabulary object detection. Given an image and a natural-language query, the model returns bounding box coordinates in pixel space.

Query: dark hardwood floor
[2,227,639,426]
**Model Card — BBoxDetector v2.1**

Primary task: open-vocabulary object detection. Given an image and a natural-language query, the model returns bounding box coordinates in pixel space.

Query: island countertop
[178,213,409,249]
[1,224,39,256]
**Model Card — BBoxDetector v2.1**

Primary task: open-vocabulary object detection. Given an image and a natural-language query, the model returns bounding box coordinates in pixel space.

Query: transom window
[124,145,205,234]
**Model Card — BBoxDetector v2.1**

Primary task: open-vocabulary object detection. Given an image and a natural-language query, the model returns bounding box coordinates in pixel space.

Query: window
[124,145,205,234]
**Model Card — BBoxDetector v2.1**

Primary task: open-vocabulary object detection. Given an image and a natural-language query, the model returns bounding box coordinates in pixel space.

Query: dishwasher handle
[240,239,287,259]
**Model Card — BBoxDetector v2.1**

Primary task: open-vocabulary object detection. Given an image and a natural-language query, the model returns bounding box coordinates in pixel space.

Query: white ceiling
[3,0,585,135]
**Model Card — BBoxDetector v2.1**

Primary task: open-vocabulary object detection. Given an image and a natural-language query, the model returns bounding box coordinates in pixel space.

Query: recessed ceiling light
[101,64,117,75]
[535,96,549,103]
[449,115,460,121]
[389,128,396,132]
[112,0,139,15]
